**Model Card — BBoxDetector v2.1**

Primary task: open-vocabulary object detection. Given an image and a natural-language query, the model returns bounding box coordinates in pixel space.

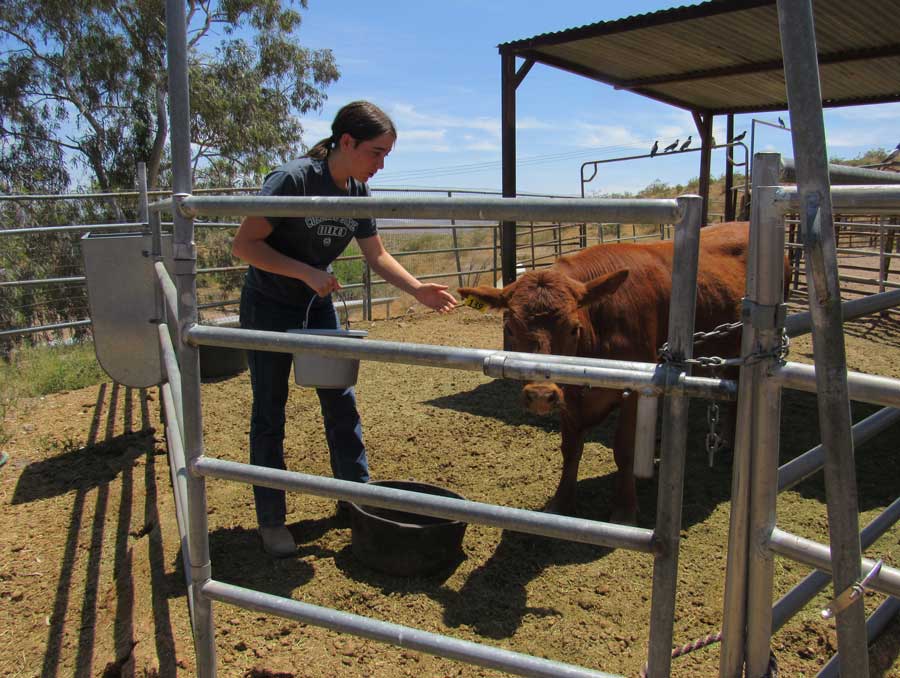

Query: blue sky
[291,1,898,197]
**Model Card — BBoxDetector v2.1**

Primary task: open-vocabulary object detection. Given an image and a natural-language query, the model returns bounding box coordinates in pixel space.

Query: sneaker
[258,525,297,558]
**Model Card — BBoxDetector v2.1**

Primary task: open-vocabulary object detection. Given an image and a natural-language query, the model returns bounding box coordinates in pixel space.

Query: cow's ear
[577,269,629,307]
[457,285,510,311]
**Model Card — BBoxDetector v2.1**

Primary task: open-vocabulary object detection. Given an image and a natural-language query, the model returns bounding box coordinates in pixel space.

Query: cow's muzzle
[522,382,564,415]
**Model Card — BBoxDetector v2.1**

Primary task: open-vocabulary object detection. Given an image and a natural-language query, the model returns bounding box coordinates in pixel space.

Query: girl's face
[343,132,395,183]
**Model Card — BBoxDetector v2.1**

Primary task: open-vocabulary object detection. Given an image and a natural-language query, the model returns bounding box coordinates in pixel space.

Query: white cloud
[577,123,645,149]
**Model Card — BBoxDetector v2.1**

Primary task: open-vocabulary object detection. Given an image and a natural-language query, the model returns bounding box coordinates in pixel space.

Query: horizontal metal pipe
[202,580,621,678]
[778,408,900,492]
[176,194,683,224]
[767,528,900,598]
[0,318,91,339]
[817,597,900,678]
[187,324,736,400]
[0,276,85,288]
[483,355,733,400]
[0,222,145,236]
[193,457,658,553]
[781,158,900,185]
[777,186,900,214]
[154,262,179,326]
[772,496,900,631]
[770,362,900,409]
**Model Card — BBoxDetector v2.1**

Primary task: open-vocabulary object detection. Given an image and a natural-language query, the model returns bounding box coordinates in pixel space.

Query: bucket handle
[303,290,351,330]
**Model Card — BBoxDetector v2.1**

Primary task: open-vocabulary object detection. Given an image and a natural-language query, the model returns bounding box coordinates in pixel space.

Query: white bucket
[286,328,368,388]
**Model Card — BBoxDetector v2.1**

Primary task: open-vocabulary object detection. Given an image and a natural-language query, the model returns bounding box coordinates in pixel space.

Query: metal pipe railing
[772,496,900,632]
[194,456,656,552]
[767,527,900,599]
[202,580,622,678]
[770,362,900,409]
[187,324,736,401]
[778,407,900,492]
[169,194,683,225]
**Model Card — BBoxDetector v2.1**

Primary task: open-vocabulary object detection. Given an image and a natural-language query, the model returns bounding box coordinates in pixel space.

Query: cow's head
[459,268,628,415]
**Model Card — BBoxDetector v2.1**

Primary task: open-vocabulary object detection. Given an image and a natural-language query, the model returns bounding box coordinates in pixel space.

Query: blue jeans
[239,285,369,527]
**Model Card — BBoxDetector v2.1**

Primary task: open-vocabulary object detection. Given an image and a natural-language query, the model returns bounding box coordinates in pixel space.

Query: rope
[637,633,778,677]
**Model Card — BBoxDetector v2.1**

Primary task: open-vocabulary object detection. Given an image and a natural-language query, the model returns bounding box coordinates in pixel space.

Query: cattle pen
[5,2,900,678]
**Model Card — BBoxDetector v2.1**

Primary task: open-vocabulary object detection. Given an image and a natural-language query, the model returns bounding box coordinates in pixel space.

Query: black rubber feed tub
[349,480,467,577]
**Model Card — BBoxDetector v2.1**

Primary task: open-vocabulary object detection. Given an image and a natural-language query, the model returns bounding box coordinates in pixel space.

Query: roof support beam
[513,59,534,89]
[692,112,714,227]
[500,53,518,294]
[616,43,900,90]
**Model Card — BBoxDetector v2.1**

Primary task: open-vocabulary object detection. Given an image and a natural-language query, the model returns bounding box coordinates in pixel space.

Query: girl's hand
[307,268,342,297]
[414,284,458,313]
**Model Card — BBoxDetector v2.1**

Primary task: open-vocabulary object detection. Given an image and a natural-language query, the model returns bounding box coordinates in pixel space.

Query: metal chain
[657,328,790,371]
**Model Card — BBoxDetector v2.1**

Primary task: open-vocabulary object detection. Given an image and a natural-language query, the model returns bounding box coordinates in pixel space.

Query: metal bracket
[173,192,194,219]
[741,297,787,331]
[821,559,883,619]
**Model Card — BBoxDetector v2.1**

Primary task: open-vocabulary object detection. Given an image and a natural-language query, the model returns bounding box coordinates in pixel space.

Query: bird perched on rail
[778,116,787,128]
[650,140,659,157]
[663,139,679,153]
[732,130,747,142]
[883,142,900,164]
[679,136,692,151]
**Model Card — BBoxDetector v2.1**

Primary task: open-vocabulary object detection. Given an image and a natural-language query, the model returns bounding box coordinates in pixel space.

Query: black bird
[664,139,679,153]
[732,130,747,142]
[679,136,692,151]
[883,142,900,164]
[650,140,659,157]
[778,116,786,127]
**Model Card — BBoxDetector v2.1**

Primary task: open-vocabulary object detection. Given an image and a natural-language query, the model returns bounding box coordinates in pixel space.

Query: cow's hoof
[608,507,638,526]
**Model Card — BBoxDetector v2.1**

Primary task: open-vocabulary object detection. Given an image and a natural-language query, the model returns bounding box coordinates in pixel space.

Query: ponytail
[305,101,396,159]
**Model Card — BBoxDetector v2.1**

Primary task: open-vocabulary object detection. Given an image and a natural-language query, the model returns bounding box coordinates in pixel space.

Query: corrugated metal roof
[498,0,900,113]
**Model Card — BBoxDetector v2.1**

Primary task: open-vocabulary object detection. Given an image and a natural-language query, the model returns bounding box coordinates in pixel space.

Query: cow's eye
[571,324,581,336]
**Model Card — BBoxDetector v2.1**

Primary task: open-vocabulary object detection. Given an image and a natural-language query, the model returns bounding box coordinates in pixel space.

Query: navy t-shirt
[243,157,378,306]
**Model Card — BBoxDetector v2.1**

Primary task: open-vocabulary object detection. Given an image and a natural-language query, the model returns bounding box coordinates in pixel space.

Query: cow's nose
[522,384,560,415]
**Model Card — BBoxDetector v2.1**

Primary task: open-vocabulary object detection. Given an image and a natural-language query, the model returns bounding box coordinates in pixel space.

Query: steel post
[165,0,216,673]
[719,153,782,678]
[744,185,786,676]
[646,195,702,678]
[777,2,868,672]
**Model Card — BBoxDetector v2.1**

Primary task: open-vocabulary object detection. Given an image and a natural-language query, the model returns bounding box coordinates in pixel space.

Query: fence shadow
[32,383,179,678]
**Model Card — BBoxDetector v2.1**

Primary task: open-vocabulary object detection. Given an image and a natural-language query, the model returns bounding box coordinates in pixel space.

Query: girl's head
[308,101,397,183]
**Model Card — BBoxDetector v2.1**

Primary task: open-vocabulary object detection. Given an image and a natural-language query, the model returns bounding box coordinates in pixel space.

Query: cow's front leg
[546,418,585,516]
[610,393,639,525]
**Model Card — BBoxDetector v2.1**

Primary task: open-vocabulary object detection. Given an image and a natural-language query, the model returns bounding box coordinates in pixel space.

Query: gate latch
[821,559,883,619]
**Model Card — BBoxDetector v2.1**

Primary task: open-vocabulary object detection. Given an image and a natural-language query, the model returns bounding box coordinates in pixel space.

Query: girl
[233,101,457,557]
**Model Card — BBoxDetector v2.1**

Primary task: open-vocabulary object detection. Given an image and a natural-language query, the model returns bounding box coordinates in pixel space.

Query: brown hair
[307,101,397,160]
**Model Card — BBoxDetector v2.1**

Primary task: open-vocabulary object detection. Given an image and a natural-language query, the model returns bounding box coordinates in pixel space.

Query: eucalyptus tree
[0,0,339,193]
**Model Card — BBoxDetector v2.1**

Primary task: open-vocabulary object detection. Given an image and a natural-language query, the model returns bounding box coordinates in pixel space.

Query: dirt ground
[2,307,900,678]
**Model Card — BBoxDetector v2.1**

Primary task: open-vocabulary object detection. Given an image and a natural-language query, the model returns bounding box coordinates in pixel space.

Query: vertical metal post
[449,191,464,289]
[696,113,713,227]
[719,153,780,678]
[777,2,868,675]
[725,114,736,222]
[500,52,517,288]
[744,184,786,676]
[646,195,702,678]
[492,226,498,287]
[165,0,216,675]
[363,263,372,321]
[719,153,781,678]
[530,222,536,267]
[879,216,887,295]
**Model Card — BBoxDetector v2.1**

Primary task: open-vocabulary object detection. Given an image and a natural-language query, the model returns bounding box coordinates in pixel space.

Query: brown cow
[459,221,752,523]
